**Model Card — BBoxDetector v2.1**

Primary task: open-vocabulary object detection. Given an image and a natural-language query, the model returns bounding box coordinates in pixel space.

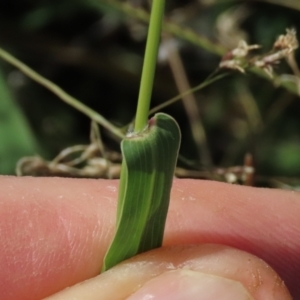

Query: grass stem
[134,0,165,132]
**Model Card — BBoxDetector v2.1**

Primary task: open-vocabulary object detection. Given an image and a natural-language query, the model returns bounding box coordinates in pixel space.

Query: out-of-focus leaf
[261,0,300,11]
[273,142,300,175]
[0,67,40,174]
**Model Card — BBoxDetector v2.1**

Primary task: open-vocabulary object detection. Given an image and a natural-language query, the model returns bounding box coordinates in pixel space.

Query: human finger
[1,176,299,299]
[44,244,291,300]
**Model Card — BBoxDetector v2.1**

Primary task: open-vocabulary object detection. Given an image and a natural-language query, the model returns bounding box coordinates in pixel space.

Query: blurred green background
[0,0,299,187]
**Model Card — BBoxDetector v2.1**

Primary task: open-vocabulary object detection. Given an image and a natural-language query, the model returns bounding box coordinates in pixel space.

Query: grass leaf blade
[102,113,181,271]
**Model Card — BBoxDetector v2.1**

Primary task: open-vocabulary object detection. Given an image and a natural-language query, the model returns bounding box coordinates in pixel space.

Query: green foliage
[0,67,39,174]
[0,0,299,185]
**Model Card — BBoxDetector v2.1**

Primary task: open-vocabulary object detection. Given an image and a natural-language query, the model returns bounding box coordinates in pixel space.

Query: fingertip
[44,245,292,300]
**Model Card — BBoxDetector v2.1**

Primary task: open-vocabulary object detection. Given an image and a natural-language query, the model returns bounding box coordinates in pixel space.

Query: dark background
[0,0,300,188]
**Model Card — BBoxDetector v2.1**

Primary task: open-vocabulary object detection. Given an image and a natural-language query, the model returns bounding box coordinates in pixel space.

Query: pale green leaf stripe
[102,113,181,271]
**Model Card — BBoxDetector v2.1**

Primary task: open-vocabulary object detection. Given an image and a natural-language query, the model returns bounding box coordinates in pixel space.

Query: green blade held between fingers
[102,113,181,272]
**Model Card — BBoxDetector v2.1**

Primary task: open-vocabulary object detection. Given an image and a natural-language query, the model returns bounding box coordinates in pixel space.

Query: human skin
[0,176,299,299]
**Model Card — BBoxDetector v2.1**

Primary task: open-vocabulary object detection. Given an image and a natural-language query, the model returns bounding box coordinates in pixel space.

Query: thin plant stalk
[92,0,225,55]
[149,71,228,115]
[0,48,125,140]
[165,36,213,168]
[134,0,165,132]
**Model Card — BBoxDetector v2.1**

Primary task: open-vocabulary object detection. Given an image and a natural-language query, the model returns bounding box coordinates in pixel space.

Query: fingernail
[126,269,254,300]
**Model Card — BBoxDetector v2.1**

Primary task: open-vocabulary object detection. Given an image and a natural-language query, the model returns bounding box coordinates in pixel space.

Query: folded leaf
[102,113,181,271]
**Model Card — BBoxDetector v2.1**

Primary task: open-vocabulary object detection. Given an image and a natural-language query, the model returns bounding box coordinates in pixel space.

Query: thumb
[44,244,292,300]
